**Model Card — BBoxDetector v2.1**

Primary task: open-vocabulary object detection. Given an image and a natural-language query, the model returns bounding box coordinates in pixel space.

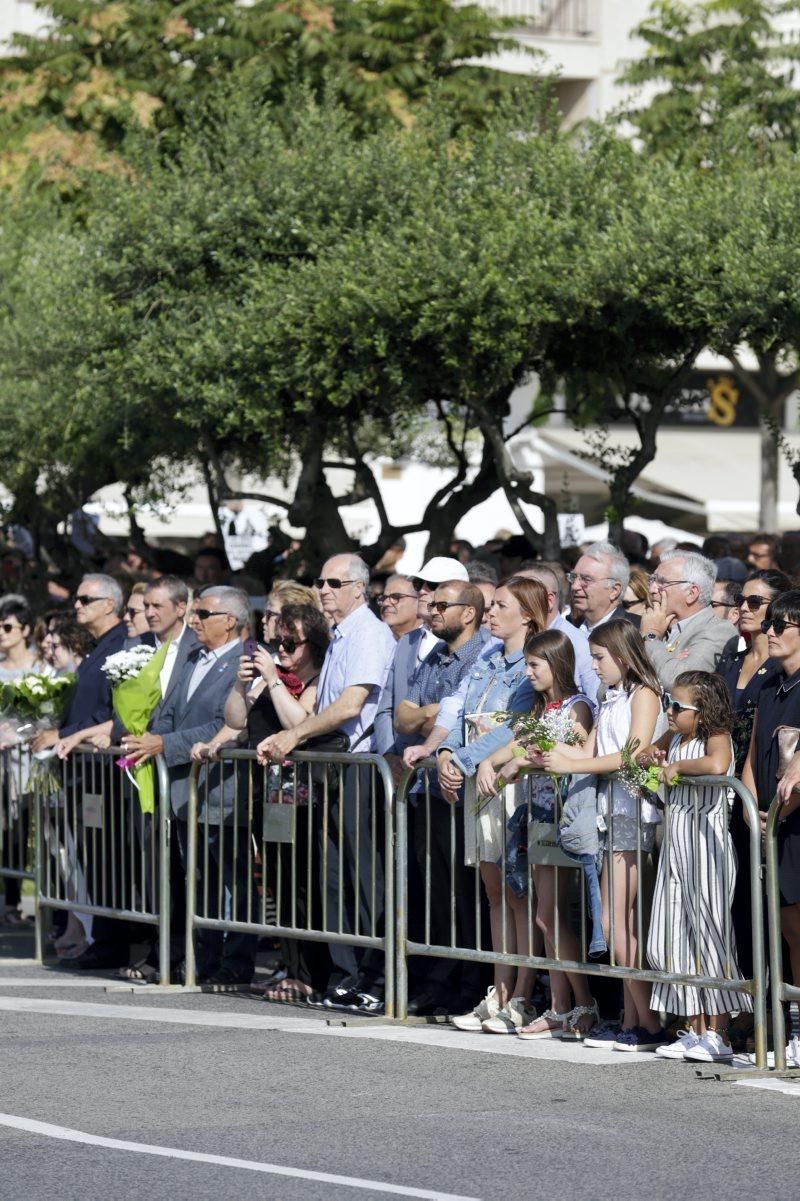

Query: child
[642,670,751,1063]
[477,630,597,1039]
[537,620,668,1052]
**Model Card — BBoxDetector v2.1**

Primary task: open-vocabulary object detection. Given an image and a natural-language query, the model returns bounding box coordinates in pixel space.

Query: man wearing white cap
[375,557,470,771]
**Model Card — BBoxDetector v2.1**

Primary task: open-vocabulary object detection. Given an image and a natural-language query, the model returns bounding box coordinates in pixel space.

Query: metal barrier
[396,761,767,1066]
[765,796,800,1070]
[35,745,172,982]
[184,749,396,1014]
[0,746,40,957]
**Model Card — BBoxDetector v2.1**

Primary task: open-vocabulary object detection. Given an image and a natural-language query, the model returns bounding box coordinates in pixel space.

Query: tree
[618,0,800,531]
[0,0,532,192]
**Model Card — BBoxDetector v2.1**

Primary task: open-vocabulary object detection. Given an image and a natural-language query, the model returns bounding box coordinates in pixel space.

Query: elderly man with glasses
[258,553,396,1014]
[641,550,738,690]
[568,542,638,634]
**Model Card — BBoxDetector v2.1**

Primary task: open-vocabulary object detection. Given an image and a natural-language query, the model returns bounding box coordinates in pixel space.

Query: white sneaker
[655,1029,702,1060]
[683,1030,734,1063]
[786,1036,800,1067]
[482,997,536,1034]
[451,986,500,1032]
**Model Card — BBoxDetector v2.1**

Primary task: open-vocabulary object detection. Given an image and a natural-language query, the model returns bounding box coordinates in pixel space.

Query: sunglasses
[125,607,144,619]
[193,608,231,622]
[621,598,640,610]
[380,592,418,605]
[74,594,106,607]
[276,637,307,654]
[411,578,437,592]
[762,617,800,636]
[314,578,357,590]
[263,609,281,621]
[734,593,772,612]
[428,600,469,613]
[664,696,699,714]
[0,622,21,633]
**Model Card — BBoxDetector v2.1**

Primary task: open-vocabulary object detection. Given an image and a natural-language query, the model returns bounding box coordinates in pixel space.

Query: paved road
[1,959,798,1201]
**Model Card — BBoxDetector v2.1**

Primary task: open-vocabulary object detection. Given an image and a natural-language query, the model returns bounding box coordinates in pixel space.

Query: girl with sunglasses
[639,671,750,1063]
[537,619,668,1051]
[742,590,800,1057]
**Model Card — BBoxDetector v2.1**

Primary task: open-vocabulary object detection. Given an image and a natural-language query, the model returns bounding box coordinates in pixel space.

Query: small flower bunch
[0,672,74,727]
[617,738,681,800]
[101,644,157,686]
[492,706,585,794]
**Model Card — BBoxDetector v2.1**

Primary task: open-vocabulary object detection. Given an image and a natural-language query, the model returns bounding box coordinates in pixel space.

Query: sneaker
[583,1020,621,1048]
[788,1036,800,1067]
[683,1030,734,1063]
[320,984,357,1010]
[451,986,500,1032]
[349,990,385,1015]
[482,997,536,1035]
[613,1026,670,1052]
[655,1029,703,1060]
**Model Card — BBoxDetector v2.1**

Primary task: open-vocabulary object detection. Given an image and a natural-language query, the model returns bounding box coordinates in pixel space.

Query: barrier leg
[184,791,197,989]
[766,801,786,1070]
[395,778,409,1021]
[383,767,395,1020]
[158,800,171,986]
[33,787,43,965]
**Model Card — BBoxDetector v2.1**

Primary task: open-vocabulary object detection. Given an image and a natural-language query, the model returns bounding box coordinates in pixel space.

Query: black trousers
[176,818,258,979]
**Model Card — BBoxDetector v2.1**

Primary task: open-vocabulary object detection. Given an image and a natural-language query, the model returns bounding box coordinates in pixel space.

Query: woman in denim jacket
[436,578,548,1035]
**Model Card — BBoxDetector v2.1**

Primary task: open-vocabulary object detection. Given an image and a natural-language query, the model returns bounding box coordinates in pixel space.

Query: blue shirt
[441,647,534,776]
[60,621,128,737]
[551,612,599,706]
[315,602,396,752]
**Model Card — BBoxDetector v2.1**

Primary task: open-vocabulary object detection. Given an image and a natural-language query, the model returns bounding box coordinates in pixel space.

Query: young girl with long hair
[537,619,668,1052]
[477,629,598,1038]
[640,670,751,1063]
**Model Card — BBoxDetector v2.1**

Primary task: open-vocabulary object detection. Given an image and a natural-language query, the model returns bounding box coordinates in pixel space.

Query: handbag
[775,725,800,793]
[528,818,575,868]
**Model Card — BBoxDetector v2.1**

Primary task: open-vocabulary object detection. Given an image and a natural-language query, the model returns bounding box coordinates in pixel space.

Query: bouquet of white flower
[0,671,76,794]
[493,706,585,794]
[101,644,157,687]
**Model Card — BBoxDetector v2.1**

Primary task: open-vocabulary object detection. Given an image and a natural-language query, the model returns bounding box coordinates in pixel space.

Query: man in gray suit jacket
[126,585,255,984]
[641,550,738,690]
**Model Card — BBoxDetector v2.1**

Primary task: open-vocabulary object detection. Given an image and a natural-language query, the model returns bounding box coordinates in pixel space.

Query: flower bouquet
[617,738,681,802]
[0,672,76,795]
[494,706,585,792]
[102,642,169,813]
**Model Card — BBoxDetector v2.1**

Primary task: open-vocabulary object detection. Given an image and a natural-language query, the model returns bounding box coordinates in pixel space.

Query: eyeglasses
[74,594,106,607]
[650,577,690,589]
[314,578,357,590]
[762,617,800,636]
[664,696,699,714]
[566,572,616,587]
[263,609,281,622]
[276,637,307,654]
[0,622,21,633]
[621,598,640,610]
[380,592,418,605]
[709,600,732,610]
[734,593,772,612]
[428,601,469,614]
[192,608,232,622]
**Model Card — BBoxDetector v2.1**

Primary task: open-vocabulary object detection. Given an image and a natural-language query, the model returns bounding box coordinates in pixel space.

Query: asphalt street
[1,953,799,1201]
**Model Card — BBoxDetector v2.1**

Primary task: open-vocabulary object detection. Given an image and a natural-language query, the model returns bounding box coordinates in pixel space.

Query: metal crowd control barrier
[765,796,800,1070]
[0,746,40,958]
[35,745,172,982]
[184,748,396,1014]
[396,761,767,1066]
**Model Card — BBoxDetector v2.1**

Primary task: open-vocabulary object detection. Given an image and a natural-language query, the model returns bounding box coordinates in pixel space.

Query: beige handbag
[775,725,800,790]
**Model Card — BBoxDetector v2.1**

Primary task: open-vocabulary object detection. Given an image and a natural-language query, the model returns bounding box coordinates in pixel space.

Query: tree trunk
[759,416,779,532]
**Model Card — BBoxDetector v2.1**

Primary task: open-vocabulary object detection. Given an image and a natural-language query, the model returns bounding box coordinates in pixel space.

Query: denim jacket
[441,647,533,776]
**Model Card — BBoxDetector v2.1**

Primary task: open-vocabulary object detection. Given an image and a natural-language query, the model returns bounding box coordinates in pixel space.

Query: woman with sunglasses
[742,591,800,1058]
[123,583,150,639]
[215,602,331,1003]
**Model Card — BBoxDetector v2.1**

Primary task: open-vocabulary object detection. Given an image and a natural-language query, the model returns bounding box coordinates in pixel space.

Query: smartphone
[243,638,259,658]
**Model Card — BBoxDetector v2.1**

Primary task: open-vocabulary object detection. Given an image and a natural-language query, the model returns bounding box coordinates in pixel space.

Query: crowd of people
[2,525,800,1066]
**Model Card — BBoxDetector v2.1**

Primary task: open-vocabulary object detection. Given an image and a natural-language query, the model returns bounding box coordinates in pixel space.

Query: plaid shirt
[407,630,487,709]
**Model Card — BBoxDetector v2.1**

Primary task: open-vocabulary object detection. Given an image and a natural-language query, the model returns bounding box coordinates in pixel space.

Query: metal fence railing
[482,0,597,36]
[35,745,172,983]
[0,746,40,958]
[395,761,768,1067]
[765,797,800,1070]
[183,749,396,1014]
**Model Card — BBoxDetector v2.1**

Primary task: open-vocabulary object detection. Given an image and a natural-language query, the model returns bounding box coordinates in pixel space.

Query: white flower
[101,644,157,684]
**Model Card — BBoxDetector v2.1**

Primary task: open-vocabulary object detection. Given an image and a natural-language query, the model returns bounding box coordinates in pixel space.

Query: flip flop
[117,963,159,983]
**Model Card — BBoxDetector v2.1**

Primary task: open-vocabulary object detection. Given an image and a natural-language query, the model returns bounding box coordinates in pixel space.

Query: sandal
[117,963,159,984]
[562,1000,600,1041]
[517,1008,572,1040]
[56,940,90,960]
[263,978,313,1004]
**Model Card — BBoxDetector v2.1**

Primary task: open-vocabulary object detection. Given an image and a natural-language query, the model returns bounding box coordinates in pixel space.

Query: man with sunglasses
[642,550,738,690]
[258,553,395,1012]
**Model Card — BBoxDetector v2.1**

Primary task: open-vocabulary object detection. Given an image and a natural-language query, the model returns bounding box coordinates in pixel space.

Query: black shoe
[203,966,253,986]
[68,944,129,971]
[406,989,452,1016]
[319,984,358,1010]
[349,989,384,1015]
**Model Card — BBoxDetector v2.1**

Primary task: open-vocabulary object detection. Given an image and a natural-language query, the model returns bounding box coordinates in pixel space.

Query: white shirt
[417,627,440,663]
[157,624,186,698]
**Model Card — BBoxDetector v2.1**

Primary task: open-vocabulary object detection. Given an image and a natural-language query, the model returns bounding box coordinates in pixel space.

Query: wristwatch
[644,632,659,641]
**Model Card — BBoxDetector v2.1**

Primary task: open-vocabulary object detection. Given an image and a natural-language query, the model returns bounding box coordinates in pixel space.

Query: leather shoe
[406,989,452,1017]
[65,944,129,972]
[203,966,253,986]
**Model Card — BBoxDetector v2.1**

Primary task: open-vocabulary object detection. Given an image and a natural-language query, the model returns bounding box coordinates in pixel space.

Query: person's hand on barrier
[659,762,682,787]
[441,783,461,805]
[31,728,58,754]
[476,760,498,798]
[253,647,278,685]
[777,751,800,803]
[384,753,404,786]
[86,732,111,750]
[190,742,213,762]
[437,750,463,791]
[403,744,431,770]
[55,731,83,759]
[122,732,164,765]
[257,728,298,764]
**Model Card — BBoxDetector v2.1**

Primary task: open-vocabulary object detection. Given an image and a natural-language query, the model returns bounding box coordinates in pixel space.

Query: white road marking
[0,1113,480,1201]
[0,978,113,987]
[737,1078,800,1098]
[0,993,654,1064]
